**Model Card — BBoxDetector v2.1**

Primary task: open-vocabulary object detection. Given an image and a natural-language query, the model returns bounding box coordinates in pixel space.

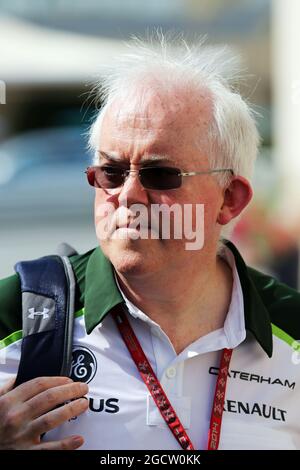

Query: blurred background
[0,0,299,289]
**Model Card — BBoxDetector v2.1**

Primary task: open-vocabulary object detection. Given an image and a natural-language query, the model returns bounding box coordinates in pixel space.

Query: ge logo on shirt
[70,346,97,383]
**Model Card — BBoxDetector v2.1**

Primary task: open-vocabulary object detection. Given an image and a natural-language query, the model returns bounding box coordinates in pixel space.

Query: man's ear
[217,176,253,225]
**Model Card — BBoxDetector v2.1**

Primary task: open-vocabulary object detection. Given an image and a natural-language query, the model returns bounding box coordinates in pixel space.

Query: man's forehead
[98,88,213,164]
[103,86,213,130]
[104,103,180,131]
[100,107,194,150]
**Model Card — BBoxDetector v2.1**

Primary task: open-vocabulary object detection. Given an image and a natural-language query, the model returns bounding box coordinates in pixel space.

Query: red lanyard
[112,305,232,451]
[207,347,232,450]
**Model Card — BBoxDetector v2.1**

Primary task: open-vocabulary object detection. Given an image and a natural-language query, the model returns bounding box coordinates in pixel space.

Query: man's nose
[118,170,149,206]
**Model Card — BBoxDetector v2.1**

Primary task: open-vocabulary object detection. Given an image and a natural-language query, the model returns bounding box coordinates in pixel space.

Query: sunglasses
[85,165,234,191]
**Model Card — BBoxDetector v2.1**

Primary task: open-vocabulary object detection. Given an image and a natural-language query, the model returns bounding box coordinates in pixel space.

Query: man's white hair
[88,32,260,239]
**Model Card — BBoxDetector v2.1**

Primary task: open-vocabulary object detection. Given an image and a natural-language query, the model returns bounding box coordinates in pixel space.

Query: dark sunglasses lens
[86,168,96,187]
[141,167,181,190]
[92,166,125,188]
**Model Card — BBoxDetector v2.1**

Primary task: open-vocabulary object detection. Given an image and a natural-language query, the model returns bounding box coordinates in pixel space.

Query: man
[0,35,300,450]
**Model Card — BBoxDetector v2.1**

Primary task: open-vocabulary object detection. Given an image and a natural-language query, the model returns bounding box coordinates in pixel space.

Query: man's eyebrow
[97,151,123,162]
[97,150,173,164]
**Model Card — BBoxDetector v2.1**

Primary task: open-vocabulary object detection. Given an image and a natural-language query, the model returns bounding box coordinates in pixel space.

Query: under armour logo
[27,308,50,319]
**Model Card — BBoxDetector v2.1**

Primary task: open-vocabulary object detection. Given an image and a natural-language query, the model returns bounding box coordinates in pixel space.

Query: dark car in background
[0,126,96,277]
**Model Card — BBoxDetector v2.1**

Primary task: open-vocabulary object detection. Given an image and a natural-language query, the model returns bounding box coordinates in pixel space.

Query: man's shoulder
[247,265,300,340]
[0,248,97,343]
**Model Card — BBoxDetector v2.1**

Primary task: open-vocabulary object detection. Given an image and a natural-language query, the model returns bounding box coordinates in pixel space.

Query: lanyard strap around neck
[112,304,232,451]
[207,347,232,450]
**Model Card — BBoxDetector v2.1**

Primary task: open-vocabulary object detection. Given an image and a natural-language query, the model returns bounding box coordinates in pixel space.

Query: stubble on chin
[99,238,164,277]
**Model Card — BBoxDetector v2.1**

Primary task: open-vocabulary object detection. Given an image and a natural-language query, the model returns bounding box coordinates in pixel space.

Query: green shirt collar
[83,247,123,334]
[224,240,273,357]
[82,241,273,357]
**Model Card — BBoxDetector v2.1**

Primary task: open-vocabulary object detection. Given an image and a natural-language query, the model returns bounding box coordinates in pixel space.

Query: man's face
[94,85,225,277]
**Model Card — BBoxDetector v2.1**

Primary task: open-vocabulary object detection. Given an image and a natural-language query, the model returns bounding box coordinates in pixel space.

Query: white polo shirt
[1,244,299,450]
[43,246,247,450]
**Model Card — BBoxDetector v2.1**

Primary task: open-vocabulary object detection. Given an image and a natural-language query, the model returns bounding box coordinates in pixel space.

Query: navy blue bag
[14,244,77,387]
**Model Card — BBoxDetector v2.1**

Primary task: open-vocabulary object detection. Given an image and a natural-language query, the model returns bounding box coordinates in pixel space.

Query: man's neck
[115,255,233,355]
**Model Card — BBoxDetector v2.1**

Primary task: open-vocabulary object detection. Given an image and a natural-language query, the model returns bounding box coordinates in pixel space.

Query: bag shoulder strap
[14,254,76,387]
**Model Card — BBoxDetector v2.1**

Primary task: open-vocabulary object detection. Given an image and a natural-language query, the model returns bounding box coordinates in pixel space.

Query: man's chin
[111,252,150,276]
[100,240,157,276]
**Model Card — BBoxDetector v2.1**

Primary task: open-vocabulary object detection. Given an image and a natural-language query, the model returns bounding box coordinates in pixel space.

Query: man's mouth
[111,220,160,240]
